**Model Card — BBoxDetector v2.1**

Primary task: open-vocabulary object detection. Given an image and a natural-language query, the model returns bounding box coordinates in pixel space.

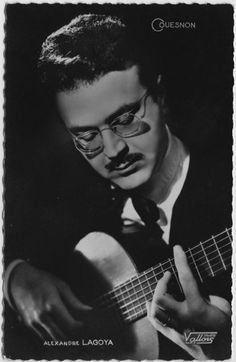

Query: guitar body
[68,232,159,360]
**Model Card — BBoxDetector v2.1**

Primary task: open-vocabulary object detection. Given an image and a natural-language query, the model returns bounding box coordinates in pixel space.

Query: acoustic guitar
[68,227,232,360]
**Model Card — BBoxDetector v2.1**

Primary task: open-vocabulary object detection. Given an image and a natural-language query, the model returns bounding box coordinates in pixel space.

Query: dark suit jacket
[4,135,232,360]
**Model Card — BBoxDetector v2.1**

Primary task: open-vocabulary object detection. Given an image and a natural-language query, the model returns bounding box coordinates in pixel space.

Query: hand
[9,262,92,341]
[147,245,231,359]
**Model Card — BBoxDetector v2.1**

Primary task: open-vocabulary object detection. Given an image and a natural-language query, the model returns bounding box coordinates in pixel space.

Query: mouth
[113,159,137,171]
[109,154,143,176]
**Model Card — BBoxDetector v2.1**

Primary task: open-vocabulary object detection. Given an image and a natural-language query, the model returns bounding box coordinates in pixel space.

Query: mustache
[105,153,143,171]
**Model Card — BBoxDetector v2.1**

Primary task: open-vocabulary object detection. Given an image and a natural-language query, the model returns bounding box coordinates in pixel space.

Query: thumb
[146,301,151,316]
[209,295,231,316]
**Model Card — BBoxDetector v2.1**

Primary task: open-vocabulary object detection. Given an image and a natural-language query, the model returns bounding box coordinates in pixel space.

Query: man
[4,13,232,360]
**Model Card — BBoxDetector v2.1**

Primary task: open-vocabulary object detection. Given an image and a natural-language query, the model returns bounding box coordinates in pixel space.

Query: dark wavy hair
[38,14,162,95]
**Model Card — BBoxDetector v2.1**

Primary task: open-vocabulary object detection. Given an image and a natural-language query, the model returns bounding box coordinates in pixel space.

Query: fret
[203,239,220,276]
[130,277,147,309]
[212,236,226,271]
[168,258,183,294]
[220,247,232,270]
[159,262,165,276]
[138,274,153,302]
[188,247,203,283]
[116,280,142,320]
[144,269,157,300]
[200,241,214,277]
[120,280,145,322]
[131,277,145,300]
[226,228,233,242]
[124,283,141,317]
[144,273,153,299]
[137,275,149,303]
[146,268,158,289]
[212,231,232,270]
[125,302,146,323]
[152,263,164,282]
[112,285,130,310]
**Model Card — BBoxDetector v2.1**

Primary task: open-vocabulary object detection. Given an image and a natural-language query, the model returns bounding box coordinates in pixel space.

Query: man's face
[56,65,167,190]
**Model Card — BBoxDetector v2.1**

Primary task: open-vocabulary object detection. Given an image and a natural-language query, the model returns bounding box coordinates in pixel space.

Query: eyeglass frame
[68,90,149,155]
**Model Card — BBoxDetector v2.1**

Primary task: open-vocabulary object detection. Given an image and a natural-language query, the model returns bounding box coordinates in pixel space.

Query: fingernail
[146,301,151,315]
[174,244,183,256]
[82,305,93,312]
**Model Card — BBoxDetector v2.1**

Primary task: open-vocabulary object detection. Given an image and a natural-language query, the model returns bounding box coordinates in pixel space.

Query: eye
[76,131,97,142]
[112,112,136,127]
[119,113,135,125]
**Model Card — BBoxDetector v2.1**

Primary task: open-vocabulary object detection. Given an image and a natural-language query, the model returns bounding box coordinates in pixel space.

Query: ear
[156,74,162,85]
[154,74,165,105]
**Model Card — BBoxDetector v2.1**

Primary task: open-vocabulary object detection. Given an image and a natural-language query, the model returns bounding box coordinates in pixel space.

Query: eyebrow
[69,99,141,134]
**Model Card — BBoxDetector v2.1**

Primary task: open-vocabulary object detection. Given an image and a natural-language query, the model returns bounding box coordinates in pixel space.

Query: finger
[147,301,167,329]
[32,317,66,341]
[157,293,180,316]
[39,319,66,341]
[147,301,178,331]
[59,283,92,319]
[31,324,45,341]
[151,271,171,314]
[49,297,84,335]
[209,295,231,316]
[174,245,200,302]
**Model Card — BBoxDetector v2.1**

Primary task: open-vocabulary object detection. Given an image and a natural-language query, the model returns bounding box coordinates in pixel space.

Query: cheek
[127,105,164,157]
[128,123,163,159]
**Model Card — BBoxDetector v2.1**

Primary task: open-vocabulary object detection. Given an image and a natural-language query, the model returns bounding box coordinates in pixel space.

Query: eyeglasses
[69,91,149,156]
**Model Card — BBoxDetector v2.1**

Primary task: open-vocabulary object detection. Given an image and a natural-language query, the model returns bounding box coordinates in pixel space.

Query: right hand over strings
[9,262,92,341]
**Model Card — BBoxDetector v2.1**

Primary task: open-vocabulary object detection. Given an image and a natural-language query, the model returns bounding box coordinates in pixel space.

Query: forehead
[56,65,144,129]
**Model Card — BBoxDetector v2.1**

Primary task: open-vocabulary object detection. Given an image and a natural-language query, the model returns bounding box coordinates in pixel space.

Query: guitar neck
[96,228,232,324]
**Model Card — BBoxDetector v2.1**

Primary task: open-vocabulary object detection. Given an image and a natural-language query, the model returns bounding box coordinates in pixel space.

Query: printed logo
[151,18,196,32]
[184,331,218,344]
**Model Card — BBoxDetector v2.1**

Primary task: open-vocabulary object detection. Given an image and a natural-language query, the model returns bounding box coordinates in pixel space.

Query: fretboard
[95,227,232,325]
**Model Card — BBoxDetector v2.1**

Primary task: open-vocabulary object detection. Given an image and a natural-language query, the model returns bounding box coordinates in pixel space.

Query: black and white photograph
[3,2,233,360]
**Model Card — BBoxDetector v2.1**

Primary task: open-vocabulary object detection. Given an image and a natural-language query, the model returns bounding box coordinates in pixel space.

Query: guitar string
[105,228,232,326]
[120,251,232,316]
[92,254,232,326]
[92,236,230,312]
[97,247,231,313]
[123,255,232,322]
[91,232,232,324]
[94,243,231,314]
[100,254,232,324]
[124,262,233,322]
[106,244,232,313]
[100,229,232,301]
[116,247,232,313]
[86,229,232,330]
[94,235,232,306]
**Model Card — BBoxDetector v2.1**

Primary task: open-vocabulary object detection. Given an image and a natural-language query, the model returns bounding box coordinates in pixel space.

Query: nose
[101,128,127,159]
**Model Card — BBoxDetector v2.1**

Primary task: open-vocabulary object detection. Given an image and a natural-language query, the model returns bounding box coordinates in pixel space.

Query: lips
[113,159,137,171]
[106,153,143,173]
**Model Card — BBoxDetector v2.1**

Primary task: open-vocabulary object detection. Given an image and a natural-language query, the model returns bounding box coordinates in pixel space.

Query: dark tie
[131,195,164,239]
[111,187,168,270]
[111,187,164,239]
